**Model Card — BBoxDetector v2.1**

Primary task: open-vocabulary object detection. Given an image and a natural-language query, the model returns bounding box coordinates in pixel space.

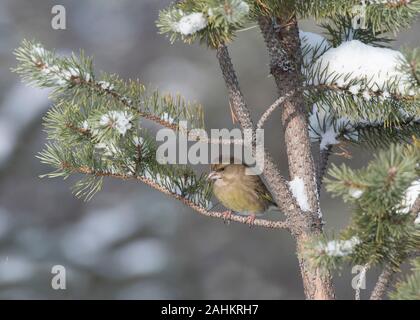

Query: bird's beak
[207,171,221,181]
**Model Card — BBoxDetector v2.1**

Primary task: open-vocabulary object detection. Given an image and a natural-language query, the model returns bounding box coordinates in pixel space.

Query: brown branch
[411,196,420,218]
[316,146,332,196]
[88,77,251,147]
[258,14,335,300]
[370,264,396,300]
[257,90,295,129]
[215,44,302,221]
[82,79,181,131]
[258,16,320,217]
[187,132,245,145]
[71,164,289,230]
[216,44,254,131]
[63,119,288,229]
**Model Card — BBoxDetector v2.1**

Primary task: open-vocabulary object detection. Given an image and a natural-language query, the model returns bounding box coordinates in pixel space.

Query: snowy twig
[88,80,180,131]
[305,83,416,103]
[94,79,248,146]
[257,90,295,129]
[69,164,289,230]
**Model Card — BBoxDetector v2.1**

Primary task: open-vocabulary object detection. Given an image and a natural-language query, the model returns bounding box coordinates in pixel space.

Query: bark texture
[317,146,332,196]
[216,44,303,221]
[258,15,335,300]
[370,264,395,300]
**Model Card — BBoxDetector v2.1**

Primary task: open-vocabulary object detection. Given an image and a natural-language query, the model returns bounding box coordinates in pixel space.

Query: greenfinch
[208,161,278,225]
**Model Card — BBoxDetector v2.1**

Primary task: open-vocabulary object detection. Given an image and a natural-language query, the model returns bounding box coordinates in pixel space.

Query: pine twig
[257,90,295,129]
[87,79,180,131]
[370,200,420,300]
[70,164,289,230]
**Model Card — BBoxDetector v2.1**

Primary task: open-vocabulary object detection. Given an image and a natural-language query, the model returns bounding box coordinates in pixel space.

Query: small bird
[207,160,278,225]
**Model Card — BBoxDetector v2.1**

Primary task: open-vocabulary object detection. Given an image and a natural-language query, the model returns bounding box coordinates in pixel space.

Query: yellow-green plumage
[210,163,276,215]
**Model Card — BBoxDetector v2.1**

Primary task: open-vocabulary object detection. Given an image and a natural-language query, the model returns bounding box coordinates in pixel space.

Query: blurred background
[0,0,418,299]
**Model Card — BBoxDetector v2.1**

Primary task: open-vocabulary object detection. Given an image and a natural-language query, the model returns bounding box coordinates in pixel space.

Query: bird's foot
[222,210,233,224]
[245,214,257,227]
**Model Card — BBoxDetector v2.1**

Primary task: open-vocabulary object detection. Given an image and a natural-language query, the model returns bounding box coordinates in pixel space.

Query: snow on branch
[13,40,205,131]
[317,144,420,271]
[294,0,419,34]
[398,179,420,215]
[303,234,363,271]
[13,40,212,206]
[157,0,251,48]
[13,40,291,231]
[309,40,415,96]
[305,39,419,149]
[309,104,358,151]
[318,237,361,258]
[288,177,310,212]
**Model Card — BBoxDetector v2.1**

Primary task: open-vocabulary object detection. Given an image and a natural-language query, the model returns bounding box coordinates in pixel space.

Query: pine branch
[401,46,420,88]
[255,0,420,34]
[62,161,290,230]
[322,144,420,274]
[215,44,254,130]
[13,40,244,210]
[317,145,332,195]
[258,13,335,300]
[371,196,420,300]
[257,90,295,129]
[258,15,320,216]
[320,13,393,47]
[351,118,420,149]
[370,263,396,300]
[215,43,302,222]
[303,74,419,126]
[13,40,205,131]
[308,101,420,151]
[157,0,252,48]
[389,257,420,300]
[364,0,420,34]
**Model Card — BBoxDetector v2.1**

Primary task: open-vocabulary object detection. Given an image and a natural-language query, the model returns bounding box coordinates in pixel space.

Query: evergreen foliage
[13,40,211,205]
[12,0,420,299]
[390,257,420,300]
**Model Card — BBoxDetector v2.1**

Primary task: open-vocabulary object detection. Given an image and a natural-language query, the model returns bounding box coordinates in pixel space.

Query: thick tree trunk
[258,15,335,300]
[296,234,335,299]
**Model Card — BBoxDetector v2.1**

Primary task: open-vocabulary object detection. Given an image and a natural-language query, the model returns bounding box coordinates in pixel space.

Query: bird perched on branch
[208,160,278,225]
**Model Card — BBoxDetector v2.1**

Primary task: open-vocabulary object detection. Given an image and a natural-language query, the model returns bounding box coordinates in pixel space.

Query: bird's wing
[254,176,277,207]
